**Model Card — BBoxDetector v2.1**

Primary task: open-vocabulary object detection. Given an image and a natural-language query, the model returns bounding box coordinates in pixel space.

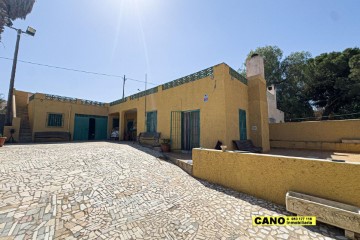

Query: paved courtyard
[0,142,345,239]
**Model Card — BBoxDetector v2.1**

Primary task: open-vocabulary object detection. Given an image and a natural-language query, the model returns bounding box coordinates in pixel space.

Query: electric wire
[0,56,157,85]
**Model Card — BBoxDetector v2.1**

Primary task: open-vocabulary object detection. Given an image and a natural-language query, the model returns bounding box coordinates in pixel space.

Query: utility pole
[122,75,126,99]
[5,29,21,126]
[5,26,36,126]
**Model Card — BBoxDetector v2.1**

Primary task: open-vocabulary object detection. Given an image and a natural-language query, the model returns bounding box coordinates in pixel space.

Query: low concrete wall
[271,140,360,153]
[3,117,21,142]
[269,120,360,152]
[270,120,360,142]
[192,149,360,207]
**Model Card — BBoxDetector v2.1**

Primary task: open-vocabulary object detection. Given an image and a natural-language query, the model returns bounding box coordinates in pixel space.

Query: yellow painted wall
[223,65,249,149]
[20,62,269,147]
[2,89,30,142]
[29,93,108,140]
[3,118,20,141]
[247,75,270,151]
[270,120,360,142]
[193,148,360,207]
[14,89,32,108]
[109,63,231,149]
[270,140,360,153]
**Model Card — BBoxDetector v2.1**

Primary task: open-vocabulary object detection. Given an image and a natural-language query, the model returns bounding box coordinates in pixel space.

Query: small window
[146,111,157,133]
[47,113,63,127]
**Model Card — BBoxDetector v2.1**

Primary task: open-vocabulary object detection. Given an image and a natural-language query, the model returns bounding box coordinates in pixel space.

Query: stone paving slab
[0,142,345,239]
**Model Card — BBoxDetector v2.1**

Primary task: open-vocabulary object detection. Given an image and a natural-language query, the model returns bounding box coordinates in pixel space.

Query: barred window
[47,113,63,127]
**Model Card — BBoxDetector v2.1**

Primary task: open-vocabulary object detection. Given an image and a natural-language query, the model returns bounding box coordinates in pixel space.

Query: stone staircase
[17,106,32,143]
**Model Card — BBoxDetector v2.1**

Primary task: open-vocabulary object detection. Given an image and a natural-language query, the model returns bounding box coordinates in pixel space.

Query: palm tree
[0,0,35,40]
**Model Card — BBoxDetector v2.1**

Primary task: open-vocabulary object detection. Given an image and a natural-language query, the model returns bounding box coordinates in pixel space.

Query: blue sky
[0,0,359,102]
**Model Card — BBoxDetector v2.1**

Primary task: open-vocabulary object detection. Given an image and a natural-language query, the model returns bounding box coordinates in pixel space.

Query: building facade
[4,56,270,151]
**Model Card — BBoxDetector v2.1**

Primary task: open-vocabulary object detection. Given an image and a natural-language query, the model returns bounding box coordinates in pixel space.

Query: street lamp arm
[4,25,36,126]
[6,25,36,36]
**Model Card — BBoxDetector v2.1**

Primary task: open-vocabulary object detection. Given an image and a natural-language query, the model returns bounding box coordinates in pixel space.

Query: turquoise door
[74,115,89,140]
[239,109,247,140]
[74,114,108,141]
[95,117,108,140]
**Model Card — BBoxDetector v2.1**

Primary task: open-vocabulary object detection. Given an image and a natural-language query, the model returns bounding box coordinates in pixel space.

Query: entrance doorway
[123,109,137,141]
[170,110,200,151]
[182,111,200,150]
[73,114,108,141]
[88,118,96,140]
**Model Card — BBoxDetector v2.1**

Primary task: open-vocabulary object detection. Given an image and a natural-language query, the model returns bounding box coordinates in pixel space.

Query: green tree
[278,51,313,120]
[247,45,283,86]
[0,0,35,40]
[243,46,314,120]
[306,48,360,119]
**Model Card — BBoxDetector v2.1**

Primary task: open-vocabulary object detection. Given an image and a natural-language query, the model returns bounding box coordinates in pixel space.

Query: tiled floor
[0,142,345,239]
[268,148,360,163]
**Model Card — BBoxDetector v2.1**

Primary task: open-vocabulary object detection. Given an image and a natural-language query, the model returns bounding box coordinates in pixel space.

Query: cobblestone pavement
[0,142,345,240]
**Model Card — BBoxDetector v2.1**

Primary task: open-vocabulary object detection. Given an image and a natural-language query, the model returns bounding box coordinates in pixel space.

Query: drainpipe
[68,105,72,137]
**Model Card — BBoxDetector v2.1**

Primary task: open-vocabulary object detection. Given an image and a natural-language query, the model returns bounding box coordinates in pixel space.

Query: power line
[0,56,157,85]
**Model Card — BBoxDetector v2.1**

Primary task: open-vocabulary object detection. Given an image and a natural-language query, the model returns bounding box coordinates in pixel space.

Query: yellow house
[4,56,270,151]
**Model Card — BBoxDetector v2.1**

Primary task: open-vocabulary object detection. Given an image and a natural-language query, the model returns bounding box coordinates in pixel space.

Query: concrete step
[20,133,32,136]
[19,136,32,140]
[19,131,32,136]
[17,105,33,143]
[20,136,32,139]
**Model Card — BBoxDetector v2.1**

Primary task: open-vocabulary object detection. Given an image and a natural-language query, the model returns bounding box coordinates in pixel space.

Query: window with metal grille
[146,111,157,133]
[47,113,63,127]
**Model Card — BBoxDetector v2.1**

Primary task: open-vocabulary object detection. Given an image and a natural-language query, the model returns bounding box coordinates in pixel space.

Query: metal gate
[170,110,200,151]
[170,111,182,150]
[73,114,108,141]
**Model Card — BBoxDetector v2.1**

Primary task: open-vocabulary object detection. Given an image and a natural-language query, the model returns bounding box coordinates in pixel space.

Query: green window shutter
[146,111,157,133]
[239,109,247,140]
[48,113,63,127]
[146,112,151,132]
